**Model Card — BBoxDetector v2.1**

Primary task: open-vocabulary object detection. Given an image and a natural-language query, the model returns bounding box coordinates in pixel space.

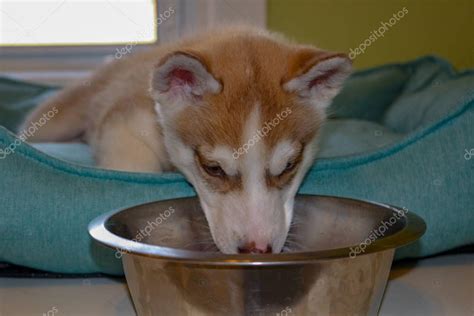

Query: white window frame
[0,0,266,85]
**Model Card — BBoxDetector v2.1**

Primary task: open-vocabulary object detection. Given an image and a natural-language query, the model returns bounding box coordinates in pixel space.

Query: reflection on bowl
[89,195,425,316]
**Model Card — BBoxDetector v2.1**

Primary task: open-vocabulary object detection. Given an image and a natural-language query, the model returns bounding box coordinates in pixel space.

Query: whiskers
[179,218,220,252]
[282,216,308,253]
[182,238,219,252]
[282,239,307,253]
[144,212,310,254]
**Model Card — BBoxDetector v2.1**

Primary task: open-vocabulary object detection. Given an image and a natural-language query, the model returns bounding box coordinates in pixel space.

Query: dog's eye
[283,161,296,173]
[202,164,226,177]
[276,161,297,177]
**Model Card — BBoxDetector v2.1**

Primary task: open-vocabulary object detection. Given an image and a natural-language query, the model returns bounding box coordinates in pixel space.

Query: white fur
[239,106,277,251]
[208,145,239,176]
[282,141,319,228]
[268,140,298,176]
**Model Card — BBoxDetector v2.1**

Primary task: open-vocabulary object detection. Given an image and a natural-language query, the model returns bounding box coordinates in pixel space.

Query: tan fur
[21,26,352,254]
[173,33,323,150]
[22,26,340,172]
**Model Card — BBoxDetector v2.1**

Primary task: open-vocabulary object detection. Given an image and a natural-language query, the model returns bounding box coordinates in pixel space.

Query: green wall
[268,0,473,70]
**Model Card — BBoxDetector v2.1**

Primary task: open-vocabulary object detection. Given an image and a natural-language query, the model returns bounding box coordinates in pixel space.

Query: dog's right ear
[151,51,221,107]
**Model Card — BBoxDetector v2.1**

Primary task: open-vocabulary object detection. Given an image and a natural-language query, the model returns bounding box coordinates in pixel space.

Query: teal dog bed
[0,56,472,275]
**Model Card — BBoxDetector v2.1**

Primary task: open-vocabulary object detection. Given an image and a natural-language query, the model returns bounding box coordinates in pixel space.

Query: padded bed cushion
[0,56,472,274]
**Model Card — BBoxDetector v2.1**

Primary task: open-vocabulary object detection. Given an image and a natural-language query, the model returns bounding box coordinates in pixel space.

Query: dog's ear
[151,51,221,106]
[282,49,352,112]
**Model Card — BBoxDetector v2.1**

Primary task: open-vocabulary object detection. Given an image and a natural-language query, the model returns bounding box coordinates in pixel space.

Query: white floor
[0,254,472,316]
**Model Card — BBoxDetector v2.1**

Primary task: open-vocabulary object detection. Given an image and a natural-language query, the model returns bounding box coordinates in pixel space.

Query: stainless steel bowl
[89,195,425,316]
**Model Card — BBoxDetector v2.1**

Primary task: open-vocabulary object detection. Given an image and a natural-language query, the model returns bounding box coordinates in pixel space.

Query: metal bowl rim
[88,194,426,266]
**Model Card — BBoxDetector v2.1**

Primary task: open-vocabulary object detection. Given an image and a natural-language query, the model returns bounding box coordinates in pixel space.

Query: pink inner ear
[308,68,338,89]
[169,68,195,88]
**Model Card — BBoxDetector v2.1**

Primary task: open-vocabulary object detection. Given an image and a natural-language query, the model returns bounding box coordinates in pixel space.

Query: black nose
[238,242,272,254]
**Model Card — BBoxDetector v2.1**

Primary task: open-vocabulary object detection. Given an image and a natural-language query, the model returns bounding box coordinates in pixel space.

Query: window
[0,0,163,85]
[0,0,157,46]
[0,0,266,85]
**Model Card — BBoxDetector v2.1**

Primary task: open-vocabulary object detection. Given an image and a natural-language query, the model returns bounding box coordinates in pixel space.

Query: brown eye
[202,164,226,177]
[283,161,296,173]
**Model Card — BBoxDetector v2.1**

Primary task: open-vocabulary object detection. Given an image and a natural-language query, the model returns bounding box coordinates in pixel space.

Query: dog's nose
[238,242,272,254]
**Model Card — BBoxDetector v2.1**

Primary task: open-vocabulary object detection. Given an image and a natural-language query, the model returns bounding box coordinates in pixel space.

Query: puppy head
[151,30,351,254]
